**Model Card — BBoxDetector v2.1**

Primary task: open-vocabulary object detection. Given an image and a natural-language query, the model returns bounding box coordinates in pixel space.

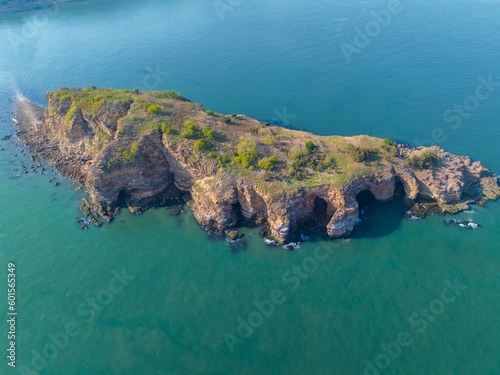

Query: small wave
[264,238,279,247]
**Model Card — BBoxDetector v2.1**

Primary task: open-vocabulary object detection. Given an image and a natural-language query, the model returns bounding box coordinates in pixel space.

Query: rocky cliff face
[16,88,500,244]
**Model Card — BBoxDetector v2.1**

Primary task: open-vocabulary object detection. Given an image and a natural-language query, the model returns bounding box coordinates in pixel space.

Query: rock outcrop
[15,88,500,244]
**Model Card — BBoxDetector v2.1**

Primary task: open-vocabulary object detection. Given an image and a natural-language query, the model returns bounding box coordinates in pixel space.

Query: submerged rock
[227,230,245,241]
[169,204,185,216]
[76,218,90,230]
[264,238,280,247]
[282,242,301,251]
[444,219,480,229]
[79,200,102,227]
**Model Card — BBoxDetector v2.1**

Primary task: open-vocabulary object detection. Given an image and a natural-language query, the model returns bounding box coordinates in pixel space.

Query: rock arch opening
[296,196,335,240]
[352,182,406,238]
[394,179,406,201]
[116,189,130,208]
[231,202,244,227]
[313,196,331,228]
[355,189,377,209]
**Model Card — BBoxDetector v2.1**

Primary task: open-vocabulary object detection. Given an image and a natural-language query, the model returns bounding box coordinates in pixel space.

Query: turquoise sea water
[0,0,499,374]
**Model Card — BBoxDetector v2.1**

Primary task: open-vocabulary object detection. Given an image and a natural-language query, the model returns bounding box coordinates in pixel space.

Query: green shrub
[248,166,254,171]
[184,121,198,131]
[404,151,438,170]
[147,105,162,115]
[160,123,171,134]
[258,156,278,170]
[181,129,195,139]
[288,168,308,180]
[221,116,231,124]
[240,156,251,169]
[63,107,78,128]
[92,101,103,115]
[217,156,230,167]
[382,138,397,152]
[235,155,252,169]
[205,110,214,116]
[138,100,151,111]
[236,138,258,160]
[305,141,316,154]
[193,139,207,152]
[202,127,215,140]
[346,144,369,162]
[383,138,396,147]
[263,134,277,146]
[307,153,336,171]
[122,142,139,160]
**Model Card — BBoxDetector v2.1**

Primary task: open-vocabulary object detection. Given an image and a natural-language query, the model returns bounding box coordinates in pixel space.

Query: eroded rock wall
[16,95,500,244]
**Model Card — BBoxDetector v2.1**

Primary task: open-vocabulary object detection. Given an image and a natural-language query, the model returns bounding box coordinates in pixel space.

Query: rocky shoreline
[12,88,500,245]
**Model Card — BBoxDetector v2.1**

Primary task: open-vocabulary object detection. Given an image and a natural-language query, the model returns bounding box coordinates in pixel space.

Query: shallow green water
[0,0,499,374]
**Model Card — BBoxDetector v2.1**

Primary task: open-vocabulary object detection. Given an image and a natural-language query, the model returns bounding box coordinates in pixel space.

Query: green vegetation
[237,138,258,159]
[286,145,336,180]
[263,133,277,146]
[92,101,103,115]
[181,121,198,139]
[184,121,198,131]
[381,139,399,159]
[160,122,171,135]
[181,129,195,138]
[235,138,259,168]
[50,87,443,195]
[382,138,396,148]
[216,156,230,167]
[346,143,373,162]
[258,156,278,170]
[148,90,187,101]
[147,105,162,115]
[202,127,215,140]
[63,107,78,128]
[122,142,139,161]
[305,141,316,153]
[308,153,336,171]
[405,151,438,170]
[193,139,207,152]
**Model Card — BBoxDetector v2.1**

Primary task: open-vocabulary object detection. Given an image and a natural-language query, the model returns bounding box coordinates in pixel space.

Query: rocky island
[14,88,500,244]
